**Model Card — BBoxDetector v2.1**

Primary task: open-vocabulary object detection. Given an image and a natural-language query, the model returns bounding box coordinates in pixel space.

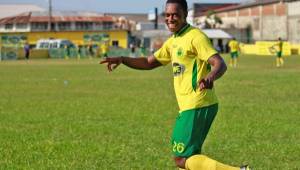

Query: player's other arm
[100,55,162,72]
[199,54,227,90]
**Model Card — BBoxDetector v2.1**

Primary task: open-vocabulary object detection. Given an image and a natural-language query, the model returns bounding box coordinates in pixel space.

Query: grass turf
[0,55,299,169]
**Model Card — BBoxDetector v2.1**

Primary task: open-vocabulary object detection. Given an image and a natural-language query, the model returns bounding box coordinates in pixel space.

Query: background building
[194,0,300,43]
[187,2,238,27]
[106,12,167,50]
[106,13,166,31]
[0,11,130,48]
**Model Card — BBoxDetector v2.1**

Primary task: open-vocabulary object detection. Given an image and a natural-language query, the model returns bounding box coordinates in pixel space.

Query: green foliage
[206,10,216,17]
[0,55,299,169]
[205,10,223,29]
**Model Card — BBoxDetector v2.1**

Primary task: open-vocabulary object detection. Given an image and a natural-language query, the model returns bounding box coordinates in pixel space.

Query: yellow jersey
[101,43,109,54]
[154,24,218,112]
[277,40,283,52]
[228,40,239,53]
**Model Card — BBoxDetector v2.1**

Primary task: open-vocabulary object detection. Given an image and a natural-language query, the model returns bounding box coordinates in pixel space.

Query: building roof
[193,3,239,17]
[105,13,165,23]
[0,11,115,24]
[202,29,232,39]
[214,0,296,13]
[0,4,45,19]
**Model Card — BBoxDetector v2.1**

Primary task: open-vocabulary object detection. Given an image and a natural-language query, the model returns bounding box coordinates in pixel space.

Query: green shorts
[277,51,282,58]
[230,51,238,58]
[171,104,218,157]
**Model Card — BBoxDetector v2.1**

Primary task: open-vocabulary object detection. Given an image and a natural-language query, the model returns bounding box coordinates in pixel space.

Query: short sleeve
[192,31,218,61]
[154,40,172,65]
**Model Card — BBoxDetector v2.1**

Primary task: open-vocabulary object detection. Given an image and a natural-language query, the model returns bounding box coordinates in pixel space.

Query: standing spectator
[24,42,30,60]
[88,44,95,58]
[63,45,69,60]
[130,43,136,57]
[78,45,82,59]
[140,44,146,57]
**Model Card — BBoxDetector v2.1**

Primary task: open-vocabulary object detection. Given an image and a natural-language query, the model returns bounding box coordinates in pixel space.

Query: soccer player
[101,41,109,58]
[100,0,250,169]
[228,38,240,68]
[275,37,284,67]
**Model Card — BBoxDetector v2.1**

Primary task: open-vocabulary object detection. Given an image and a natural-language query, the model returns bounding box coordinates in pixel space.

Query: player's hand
[100,57,123,72]
[199,77,214,91]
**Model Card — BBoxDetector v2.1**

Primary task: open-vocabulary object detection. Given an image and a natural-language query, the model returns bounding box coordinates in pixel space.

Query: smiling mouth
[168,23,176,26]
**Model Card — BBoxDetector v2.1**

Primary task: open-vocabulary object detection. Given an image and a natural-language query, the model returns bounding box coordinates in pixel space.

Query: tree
[204,10,223,29]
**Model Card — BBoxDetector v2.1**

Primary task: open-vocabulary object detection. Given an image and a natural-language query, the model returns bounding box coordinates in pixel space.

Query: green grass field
[0,55,299,169]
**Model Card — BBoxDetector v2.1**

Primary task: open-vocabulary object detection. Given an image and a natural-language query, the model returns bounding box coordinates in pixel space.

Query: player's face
[165,3,186,33]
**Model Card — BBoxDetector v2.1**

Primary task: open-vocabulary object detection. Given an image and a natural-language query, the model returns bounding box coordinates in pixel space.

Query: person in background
[24,42,30,60]
[140,43,147,57]
[275,37,284,67]
[130,43,136,57]
[89,44,95,58]
[228,38,240,68]
[101,41,109,58]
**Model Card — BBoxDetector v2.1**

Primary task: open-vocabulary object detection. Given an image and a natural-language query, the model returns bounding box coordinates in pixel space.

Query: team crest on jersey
[173,62,185,76]
[177,47,184,57]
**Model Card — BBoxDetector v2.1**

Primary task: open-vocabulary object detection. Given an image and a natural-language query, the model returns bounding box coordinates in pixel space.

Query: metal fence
[0,46,151,61]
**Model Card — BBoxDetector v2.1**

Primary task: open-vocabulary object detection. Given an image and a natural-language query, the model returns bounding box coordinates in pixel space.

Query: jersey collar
[174,24,190,38]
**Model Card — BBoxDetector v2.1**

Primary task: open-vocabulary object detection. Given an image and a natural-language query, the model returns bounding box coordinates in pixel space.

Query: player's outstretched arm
[100,55,162,72]
[199,54,227,90]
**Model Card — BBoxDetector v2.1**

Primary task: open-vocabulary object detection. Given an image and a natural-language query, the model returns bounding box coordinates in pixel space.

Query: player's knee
[174,157,186,169]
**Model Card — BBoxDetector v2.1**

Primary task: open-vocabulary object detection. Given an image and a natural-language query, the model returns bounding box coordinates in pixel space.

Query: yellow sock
[229,60,233,67]
[280,58,284,66]
[233,58,237,68]
[185,155,239,170]
[276,58,280,67]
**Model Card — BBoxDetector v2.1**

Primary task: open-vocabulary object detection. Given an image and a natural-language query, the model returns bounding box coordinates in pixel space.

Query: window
[5,24,13,30]
[58,22,71,31]
[112,40,119,47]
[103,22,113,30]
[40,42,49,48]
[31,22,48,31]
[51,23,55,31]
[50,42,58,48]
[94,22,103,30]
[75,22,93,30]
[16,23,27,29]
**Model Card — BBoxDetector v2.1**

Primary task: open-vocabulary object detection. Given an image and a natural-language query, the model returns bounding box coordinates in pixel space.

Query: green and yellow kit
[154,24,219,157]
[228,40,239,58]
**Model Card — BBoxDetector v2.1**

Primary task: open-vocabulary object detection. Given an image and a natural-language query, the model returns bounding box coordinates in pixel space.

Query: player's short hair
[166,0,188,16]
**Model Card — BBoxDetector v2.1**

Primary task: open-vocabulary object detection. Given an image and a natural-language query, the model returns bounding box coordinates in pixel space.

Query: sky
[0,0,246,14]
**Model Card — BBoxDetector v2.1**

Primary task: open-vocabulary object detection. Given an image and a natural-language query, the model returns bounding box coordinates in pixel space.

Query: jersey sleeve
[154,40,172,65]
[228,41,232,49]
[192,31,218,61]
